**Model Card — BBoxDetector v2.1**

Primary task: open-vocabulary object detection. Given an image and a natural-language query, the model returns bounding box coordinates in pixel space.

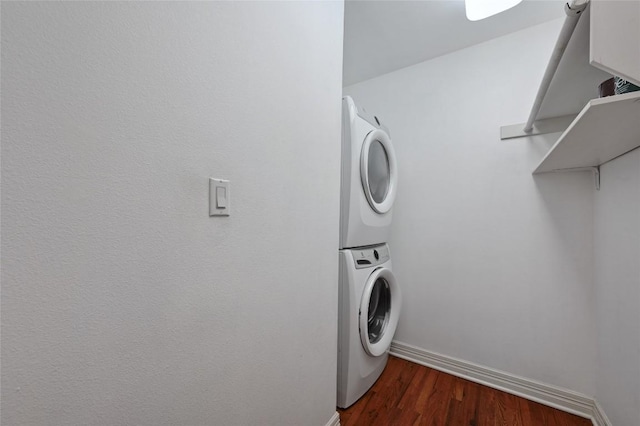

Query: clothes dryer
[340,96,397,249]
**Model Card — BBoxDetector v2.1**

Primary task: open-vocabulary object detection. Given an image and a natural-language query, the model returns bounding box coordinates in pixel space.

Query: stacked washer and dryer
[337,96,402,408]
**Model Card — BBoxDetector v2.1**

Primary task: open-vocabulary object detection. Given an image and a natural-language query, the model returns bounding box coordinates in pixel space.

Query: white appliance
[337,244,401,408]
[340,96,398,249]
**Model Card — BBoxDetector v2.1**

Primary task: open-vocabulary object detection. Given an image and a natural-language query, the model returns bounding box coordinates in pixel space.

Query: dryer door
[360,129,397,214]
[359,267,401,357]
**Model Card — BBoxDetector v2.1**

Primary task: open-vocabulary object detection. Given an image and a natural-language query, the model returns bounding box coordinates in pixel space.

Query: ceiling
[343,0,565,86]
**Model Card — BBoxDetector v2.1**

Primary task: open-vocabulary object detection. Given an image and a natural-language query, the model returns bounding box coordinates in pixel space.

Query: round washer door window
[359,267,401,357]
[360,129,397,214]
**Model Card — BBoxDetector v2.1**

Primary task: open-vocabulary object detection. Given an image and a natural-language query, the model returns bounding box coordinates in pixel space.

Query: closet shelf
[534,92,640,174]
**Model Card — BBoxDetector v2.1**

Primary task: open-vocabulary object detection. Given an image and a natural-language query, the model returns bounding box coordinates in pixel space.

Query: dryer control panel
[353,244,390,269]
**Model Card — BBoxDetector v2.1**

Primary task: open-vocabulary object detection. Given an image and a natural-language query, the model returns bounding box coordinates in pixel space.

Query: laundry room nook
[1,1,639,426]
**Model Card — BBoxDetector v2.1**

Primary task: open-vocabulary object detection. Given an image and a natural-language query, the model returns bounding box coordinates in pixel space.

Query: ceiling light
[465,0,524,21]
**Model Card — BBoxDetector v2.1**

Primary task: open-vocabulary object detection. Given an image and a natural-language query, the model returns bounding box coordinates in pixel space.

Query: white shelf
[536,5,611,121]
[534,92,640,174]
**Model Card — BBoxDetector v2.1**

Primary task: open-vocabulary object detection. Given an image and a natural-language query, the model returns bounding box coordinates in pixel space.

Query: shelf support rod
[523,0,589,133]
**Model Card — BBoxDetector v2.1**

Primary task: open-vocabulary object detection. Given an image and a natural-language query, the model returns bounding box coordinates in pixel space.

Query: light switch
[209,178,230,216]
[216,187,227,208]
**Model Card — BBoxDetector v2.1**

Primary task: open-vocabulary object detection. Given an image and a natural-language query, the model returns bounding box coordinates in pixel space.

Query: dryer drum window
[359,128,397,215]
[367,140,390,204]
[367,277,391,344]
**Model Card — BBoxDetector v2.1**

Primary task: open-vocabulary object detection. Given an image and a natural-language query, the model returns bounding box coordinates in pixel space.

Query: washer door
[359,267,401,357]
[360,129,397,214]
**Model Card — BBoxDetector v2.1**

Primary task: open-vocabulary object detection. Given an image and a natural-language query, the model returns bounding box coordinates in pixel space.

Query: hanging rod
[523,0,589,133]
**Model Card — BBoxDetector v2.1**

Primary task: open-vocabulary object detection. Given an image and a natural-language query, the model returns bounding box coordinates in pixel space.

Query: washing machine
[340,96,398,249]
[337,243,401,408]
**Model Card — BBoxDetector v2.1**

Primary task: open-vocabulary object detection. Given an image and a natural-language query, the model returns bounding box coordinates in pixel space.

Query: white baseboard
[390,340,609,426]
[324,411,340,426]
[592,400,612,426]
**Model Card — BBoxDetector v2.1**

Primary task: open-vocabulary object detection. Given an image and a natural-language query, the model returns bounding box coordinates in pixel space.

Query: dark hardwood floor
[338,356,592,426]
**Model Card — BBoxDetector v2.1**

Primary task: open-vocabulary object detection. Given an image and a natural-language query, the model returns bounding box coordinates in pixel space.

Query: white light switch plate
[209,178,230,216]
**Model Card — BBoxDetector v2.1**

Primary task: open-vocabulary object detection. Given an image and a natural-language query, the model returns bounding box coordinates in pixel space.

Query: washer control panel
[353,244,390,269]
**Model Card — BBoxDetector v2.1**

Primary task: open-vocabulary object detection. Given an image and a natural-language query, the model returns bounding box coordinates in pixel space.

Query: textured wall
[344,19,597,396]
[1,2,343,425]
[594,148,640,425]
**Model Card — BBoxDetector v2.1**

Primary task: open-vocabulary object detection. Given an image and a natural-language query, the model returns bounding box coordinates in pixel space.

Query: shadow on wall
[531,168,595,293]
[529,129,593,268]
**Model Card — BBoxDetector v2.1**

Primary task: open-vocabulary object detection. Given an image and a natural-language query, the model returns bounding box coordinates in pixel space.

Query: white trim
[390,340,610,426]
[325,411,340,426]
[591,400,612,426]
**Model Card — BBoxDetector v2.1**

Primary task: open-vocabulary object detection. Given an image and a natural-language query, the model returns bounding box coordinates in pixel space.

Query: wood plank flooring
[338,356,592,426]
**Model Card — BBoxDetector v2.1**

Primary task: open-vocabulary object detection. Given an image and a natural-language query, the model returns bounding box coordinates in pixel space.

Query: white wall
[344,19,597,395]
[594,149,640,425]
[1,2,343,425]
